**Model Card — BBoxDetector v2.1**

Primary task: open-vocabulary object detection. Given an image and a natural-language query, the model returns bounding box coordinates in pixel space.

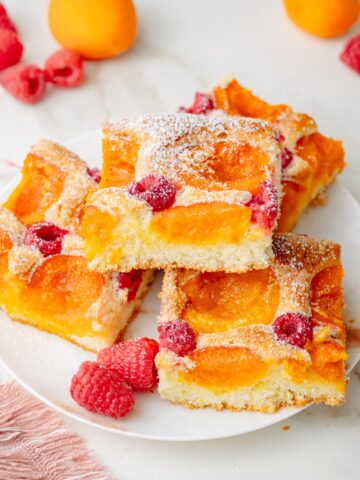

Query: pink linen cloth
[0,381,115,480]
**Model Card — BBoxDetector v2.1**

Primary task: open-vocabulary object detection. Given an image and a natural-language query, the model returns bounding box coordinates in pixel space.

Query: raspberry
[87,167,101,184]
[45,49,84,88]
[117,270,143,302]
[179,92,214,115]
[281,147,294,170]
[273,313,313,348]
[128,175,176,212]
[70,361,134,419]
[24,222,68,257]
[340,34,360,74]
[0,29,23,71]
[246,180,278,231]
[158,320,196,357]
[98,338,159,392]
[0,64,47,103]
[0,4,17,33]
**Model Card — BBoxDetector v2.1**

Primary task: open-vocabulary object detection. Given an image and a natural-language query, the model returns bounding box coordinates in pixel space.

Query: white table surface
[1,1,359,479]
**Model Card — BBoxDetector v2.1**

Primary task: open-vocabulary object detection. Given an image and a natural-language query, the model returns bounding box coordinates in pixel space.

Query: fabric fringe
[0,381,116,480]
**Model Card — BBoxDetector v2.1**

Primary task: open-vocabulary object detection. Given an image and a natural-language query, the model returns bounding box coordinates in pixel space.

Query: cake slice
[156,233,347,412]
[81,112,282,273]
[0,140,153,352]
[180,78,345,232]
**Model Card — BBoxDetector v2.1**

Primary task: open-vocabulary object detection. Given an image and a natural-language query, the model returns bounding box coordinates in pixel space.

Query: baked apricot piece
[277,181,305,233]
[296,132,345,184]
[213,79,286,120]
[0,229,13,254]
[101,134,139,188]
[149,202,252,245]
[4,154,65,225]
[180,141,270,193]
[180,346,269,391]
[29,256,104,317]
[182,268,280,333]
[311,266,344,328]
[311,342,346,385]
[80,205,117,262]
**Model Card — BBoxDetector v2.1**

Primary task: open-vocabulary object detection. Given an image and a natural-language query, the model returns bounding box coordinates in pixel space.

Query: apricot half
[80,205,117,262]
[181,268,280,333]
[311,266,343,327]
[180,346,269,391]
[149,202,252,246]
[29,255,104,317]
[4,154,65,225]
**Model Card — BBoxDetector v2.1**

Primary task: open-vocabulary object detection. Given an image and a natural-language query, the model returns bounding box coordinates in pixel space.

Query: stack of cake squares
[0,77,347,412]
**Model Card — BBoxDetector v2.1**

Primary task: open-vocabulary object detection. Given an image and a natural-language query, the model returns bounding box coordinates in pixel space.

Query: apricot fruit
[4,154,65,225]
[181,346,269,391]
[182,268,280,333]
[48,0,137,60]
[149,202,252,245]
[283,0,359,38]
[311,266,343,327]
[29,255,104,316]
[80,205,117,262]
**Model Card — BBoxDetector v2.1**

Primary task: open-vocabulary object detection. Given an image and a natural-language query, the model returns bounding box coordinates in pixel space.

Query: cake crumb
[282,425,290,431]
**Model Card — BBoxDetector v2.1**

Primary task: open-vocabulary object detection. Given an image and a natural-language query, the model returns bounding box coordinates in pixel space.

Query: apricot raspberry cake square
[181,77,345,232]
[81,112,282,273]
[0,140,153,352]
[156,233,346,412]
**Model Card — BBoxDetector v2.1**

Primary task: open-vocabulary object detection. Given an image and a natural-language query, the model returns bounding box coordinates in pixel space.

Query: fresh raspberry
[98,338,159,392]
[24,222,68,257]
[117,270,143,302]
[246,180,278,231]
[0,4,17,33]
[87,167,101,184]
[128,174,176,212]
[158,320,196,357]
[45,49,84,88]
[0,29,23,71]
[273,313,313,348]
[70,361,135,419]
[281,147,294,170]
[0,64,47,103]
[340,34,360,74]
[179,92,214,115]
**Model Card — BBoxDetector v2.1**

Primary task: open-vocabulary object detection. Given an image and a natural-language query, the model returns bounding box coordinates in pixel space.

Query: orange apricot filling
[180,346,269,391]
[101,133,139,188]
[213,78,286,121]
[0,256,106,340]
[0,229,13,254]
[180,141,270,193]
[4,154,65,225]
[310,342,346,384]
[277,180,306,232]
[29,256,104,316]
[181,268,280,333]
[80,205,117,262]
[311,266,344,328]
[149,202,252,245]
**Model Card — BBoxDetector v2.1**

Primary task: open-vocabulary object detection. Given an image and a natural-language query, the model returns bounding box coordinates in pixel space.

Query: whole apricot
[48,0,137,60]
[284,0,359,38]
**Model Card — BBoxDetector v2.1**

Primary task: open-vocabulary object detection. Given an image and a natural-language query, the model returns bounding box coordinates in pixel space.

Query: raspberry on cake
[182,77,345,232]
[156,233,347,412]
[81,113,282,273]
[0,140,153,352]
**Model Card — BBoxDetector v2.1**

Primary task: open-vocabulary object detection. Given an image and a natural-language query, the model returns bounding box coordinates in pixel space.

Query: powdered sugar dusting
[104,113,279,191]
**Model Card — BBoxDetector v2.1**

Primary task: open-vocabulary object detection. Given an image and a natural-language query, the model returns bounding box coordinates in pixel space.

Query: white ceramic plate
[0,130,359,441]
